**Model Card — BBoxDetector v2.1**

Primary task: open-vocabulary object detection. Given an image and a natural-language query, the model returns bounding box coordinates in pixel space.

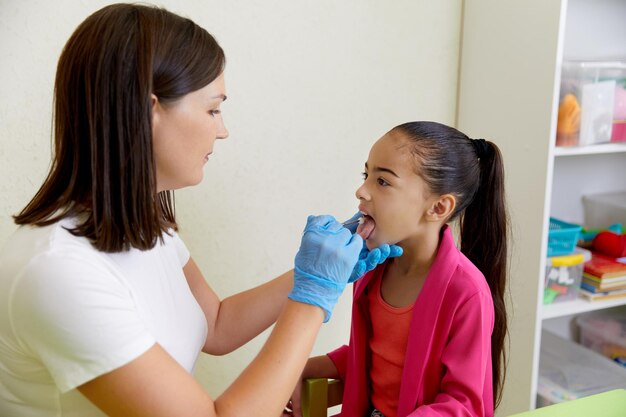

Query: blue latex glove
[342,212,404,283]
[288,215,363,322]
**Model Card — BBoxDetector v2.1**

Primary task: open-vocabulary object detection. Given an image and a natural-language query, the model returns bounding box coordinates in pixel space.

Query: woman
[0,4,399,416]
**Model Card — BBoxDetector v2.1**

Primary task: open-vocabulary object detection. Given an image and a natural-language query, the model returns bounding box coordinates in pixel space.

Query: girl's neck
[380,225,444,308]
[391,224,443,278]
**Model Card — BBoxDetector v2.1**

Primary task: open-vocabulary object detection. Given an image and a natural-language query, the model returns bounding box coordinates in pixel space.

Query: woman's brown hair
[14,3,225,252]
[394,121,509,409]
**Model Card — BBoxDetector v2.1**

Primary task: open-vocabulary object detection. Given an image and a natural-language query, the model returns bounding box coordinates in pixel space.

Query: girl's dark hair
[394,121,508,409]
[14,3,225,252]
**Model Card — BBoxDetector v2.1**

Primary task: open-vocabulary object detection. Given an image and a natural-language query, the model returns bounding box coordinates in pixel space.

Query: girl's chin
[365,235,400,251]
[365,237,383,250]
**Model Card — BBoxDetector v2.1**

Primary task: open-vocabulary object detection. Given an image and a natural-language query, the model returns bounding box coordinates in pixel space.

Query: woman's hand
[349,241,403,283]
[288,215,363,322]
[343,212,403,283]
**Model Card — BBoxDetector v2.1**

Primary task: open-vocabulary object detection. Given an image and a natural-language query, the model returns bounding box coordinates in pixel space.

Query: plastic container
[582,191,626,230]
[548,218,582,257]
[556,61,626,147]
[543,247,591,305]
[537,330,626,406]
[577,310,626,367]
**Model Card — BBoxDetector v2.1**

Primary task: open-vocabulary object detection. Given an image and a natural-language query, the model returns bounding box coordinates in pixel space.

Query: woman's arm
[183,257,293,355]
[78,300,324,417]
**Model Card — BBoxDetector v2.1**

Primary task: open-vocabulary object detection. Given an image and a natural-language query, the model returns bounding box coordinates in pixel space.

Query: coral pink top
[368,264,415,417]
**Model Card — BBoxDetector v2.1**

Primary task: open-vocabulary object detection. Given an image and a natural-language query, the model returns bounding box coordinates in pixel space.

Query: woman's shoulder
[4,218,84,255]
[1,220,135,336]
[1,218,115,287]
[13,216,93,246]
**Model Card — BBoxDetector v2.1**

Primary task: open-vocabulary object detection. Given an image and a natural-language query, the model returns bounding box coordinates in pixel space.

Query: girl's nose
[355,183,370,201]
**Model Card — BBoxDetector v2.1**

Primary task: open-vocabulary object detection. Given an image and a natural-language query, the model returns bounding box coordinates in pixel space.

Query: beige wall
[0,0,462,397]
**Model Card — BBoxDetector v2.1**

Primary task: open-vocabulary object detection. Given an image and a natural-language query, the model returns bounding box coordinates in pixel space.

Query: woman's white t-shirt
[0,218,208,416]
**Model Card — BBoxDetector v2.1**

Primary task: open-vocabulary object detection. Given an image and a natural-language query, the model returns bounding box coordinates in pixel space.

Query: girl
[287,121,508,417]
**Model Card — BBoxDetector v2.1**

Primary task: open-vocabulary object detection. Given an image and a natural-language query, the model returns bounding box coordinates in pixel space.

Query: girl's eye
[377,178,389,187]
[361,172,368,180]
[209,109,221,117]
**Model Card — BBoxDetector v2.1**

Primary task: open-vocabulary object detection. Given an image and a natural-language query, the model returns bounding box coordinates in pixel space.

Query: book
[581,280,626,293]
[584,252,626,279]
[582,272,626,287]
[580,288,626,301]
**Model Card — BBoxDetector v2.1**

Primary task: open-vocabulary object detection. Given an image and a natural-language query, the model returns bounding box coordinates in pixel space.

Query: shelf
[541,296,626,320]
[555,143,626,157]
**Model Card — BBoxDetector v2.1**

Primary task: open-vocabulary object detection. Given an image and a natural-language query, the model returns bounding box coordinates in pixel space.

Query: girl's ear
[426,194,456,222]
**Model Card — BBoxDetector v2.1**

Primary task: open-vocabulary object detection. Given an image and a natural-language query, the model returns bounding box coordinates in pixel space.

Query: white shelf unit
[554,143,626,157]
[542,297,626,321]
[457,0,626,415]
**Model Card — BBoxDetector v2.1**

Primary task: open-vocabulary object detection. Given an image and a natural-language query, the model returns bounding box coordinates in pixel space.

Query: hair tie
[471,138,489,159]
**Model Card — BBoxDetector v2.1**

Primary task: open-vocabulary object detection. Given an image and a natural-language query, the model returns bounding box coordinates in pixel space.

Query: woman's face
[355,131,438,249]
[152,73,228,192]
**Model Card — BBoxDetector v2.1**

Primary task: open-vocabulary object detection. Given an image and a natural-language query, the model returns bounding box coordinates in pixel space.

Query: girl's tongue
[356,215,376,239]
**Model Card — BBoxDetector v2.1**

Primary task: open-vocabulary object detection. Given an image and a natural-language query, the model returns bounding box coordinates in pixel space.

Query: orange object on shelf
[556,93,581,146]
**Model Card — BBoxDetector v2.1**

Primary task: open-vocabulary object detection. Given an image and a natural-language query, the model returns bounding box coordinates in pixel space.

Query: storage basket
[548,218,582,256]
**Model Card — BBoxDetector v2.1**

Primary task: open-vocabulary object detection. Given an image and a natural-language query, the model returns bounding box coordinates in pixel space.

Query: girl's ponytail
[460,140,508,409]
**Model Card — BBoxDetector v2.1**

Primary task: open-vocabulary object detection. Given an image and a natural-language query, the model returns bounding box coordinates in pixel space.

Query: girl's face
[152,73,229,192]
[355,131,438,249]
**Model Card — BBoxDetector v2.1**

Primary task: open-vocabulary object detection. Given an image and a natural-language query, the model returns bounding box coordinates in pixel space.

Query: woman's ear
[426,194,456,222]
[151,94,159,124]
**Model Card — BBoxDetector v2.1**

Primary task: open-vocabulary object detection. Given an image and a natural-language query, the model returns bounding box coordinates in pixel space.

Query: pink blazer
[328,226,495,417]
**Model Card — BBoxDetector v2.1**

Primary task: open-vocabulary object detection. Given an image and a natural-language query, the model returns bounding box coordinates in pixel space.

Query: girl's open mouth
[356,214,376,239]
